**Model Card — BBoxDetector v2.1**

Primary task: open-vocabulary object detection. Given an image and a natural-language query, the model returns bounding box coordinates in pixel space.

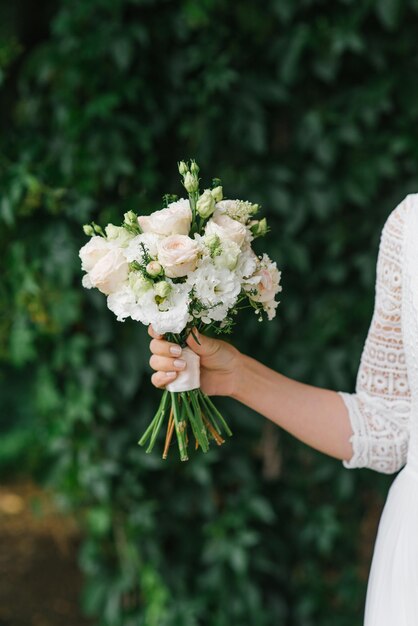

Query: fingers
[149,353,186,372]
[151,371,177,389]
[150,338,182,358]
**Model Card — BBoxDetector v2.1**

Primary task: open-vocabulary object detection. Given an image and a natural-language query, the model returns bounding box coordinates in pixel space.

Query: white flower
[105,224,134,247]
[215,199,259,223]
[138,198,192,236]
[203,233,241,270]
[107,285,138,321]
[128,273,153,299]
[107,281,190,334]
[244,253,282,320]
[125,233,162,263]
[79,236,129,295]
[188,261,241,321]
[134,283,190,334]
[235,245,258,279]
[79,236,110,272]
[157,234,199,278]
[88,248,129,295]
[205,211,247,247]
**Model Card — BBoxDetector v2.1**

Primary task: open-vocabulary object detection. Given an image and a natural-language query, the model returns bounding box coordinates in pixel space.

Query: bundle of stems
[138,387,233,461]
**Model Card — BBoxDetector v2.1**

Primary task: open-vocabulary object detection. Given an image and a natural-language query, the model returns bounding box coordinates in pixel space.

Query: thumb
[185,328,219,357]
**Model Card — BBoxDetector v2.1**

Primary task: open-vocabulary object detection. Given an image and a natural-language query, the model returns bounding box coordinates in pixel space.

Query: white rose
[157,234,199,278]
[138,199,192,236]
[79,236,110,272]
[205,211,247,247]
[88,248,129,295]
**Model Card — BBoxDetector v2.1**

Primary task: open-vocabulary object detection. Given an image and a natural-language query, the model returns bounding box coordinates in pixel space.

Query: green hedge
[2,1,418,624]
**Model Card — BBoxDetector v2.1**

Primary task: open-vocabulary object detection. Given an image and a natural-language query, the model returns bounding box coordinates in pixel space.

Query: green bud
[124,210,137,225]
[196,189,216,219]
[211,185,223,202]
[154,280,171,299]
[146,261,163,277]
[83,224,95,236]
[190,160,200,175]
[184,172,199,193]
[250,217,268,238]
[92,222,104,236]
[178,161,188,175]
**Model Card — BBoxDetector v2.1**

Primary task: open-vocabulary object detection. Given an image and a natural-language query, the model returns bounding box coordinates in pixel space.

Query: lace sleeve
[337,199,412,474]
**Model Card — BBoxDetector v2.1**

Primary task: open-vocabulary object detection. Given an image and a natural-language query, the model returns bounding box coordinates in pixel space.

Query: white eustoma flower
[235,244,258,280]
[188,261,241,322]
[107,285,138,321]
[135,282,190,334]
[107,280,191,334]
[125,233,162,263]
[138,199,192,236]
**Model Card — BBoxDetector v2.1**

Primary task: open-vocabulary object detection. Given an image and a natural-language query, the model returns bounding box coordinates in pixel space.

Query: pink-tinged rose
[88,248,129,295]
[250,268,277,303]
[205,211,247,247]
[138,199,192,236]
[157,235,199,278]
[79,236,110,272]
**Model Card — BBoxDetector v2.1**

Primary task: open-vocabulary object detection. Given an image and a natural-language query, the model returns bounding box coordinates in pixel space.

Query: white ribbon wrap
[166,346,201,393]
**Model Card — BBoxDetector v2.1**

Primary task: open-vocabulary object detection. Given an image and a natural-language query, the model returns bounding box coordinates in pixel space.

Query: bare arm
[232,352,354,461]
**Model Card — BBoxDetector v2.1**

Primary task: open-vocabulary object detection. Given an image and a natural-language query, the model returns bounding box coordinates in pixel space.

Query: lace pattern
[338,197,412,474]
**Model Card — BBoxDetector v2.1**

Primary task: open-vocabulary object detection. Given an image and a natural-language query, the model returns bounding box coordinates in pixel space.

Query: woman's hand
[148,325,241,396]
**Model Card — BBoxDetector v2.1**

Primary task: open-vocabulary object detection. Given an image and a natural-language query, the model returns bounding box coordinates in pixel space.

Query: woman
[148,193,418,625]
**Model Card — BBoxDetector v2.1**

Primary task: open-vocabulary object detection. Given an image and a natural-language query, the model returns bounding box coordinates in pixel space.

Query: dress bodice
[338,194,418,475]
[402,195,418,471]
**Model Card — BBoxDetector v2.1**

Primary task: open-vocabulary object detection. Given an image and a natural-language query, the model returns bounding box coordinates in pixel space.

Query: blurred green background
[1,1,418,625]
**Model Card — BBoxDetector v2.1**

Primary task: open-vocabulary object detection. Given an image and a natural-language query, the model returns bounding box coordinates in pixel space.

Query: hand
[148,325,242,396]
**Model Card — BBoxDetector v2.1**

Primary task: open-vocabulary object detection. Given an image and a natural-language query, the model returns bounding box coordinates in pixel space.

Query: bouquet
[79,161,282,461]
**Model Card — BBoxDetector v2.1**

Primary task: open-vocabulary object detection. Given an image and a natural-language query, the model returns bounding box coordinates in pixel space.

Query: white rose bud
[154,281,171,299]
[178,161,188,175]
[183,172,199,193]
[157,234,199,278]
[196,189,216,219]
[146,260,163,277]
[211,186,223,202]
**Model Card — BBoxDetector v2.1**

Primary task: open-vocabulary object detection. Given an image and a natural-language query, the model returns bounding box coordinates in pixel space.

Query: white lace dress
[337,193,418,625]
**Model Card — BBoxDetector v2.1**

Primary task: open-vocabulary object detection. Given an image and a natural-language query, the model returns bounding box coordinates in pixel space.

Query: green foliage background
[1,1,418,624]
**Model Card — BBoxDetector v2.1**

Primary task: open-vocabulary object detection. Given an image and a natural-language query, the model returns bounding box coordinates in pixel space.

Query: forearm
[232,352,354,461]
